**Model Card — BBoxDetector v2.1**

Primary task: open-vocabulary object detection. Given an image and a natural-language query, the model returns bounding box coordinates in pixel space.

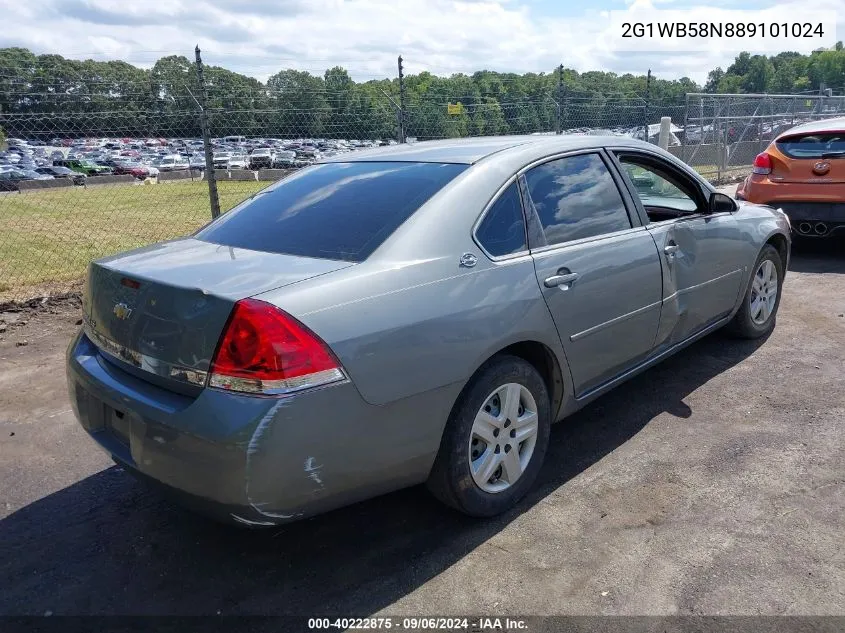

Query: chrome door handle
[664,244,680,256]
[544,272,579,288]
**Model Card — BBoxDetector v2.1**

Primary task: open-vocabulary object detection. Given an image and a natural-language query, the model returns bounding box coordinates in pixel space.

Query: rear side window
[777,132,845,158]
[524,153,631,246]
[475,182,527,257]
[196,162,467,262]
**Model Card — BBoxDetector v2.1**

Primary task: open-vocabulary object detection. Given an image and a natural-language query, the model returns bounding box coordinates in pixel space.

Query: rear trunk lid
[83,238,353,391]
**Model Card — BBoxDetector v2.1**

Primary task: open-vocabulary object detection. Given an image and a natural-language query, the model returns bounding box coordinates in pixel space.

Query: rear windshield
[777,132,845,158]
[195,161,467,262]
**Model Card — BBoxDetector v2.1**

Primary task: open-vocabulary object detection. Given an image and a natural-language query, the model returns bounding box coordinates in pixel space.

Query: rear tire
[727,244,783,339]
[427,355,551,517]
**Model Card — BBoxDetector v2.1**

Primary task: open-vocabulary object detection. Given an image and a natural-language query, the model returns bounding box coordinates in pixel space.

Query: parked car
[249,148,275,169]
[273,150,297,167]
[111,161,154,179]
[0,169,51,190]
[54,159,113,176]
[67,136,790,527]
[212,152,231,169]
[21,169,54,180]
[227,154,248,170]
[736,117,845,237]
[35,166,86,185]
[157,155,190,171]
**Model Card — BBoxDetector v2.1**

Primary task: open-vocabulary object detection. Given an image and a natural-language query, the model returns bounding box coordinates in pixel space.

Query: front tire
[727,244,784,339]
[427,355,551,517]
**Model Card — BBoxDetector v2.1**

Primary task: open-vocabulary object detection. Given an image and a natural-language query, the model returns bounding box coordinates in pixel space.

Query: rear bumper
[66,330,448,526]
[738,177,845,237]
[67,331,271,524]
[773,202,845,237]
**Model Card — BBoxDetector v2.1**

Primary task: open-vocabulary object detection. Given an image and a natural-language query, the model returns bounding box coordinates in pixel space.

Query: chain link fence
[676,92,845,181]
[1,50,843,303]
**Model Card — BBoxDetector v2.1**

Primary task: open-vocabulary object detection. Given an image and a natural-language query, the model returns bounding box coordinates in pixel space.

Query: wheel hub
[468,383,539,493]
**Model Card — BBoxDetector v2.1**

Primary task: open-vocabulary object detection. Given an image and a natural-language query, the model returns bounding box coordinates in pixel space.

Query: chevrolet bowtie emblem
[113,302,133,320]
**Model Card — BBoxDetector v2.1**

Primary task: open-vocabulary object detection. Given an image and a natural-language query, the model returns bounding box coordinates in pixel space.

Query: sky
[2,0,843,85]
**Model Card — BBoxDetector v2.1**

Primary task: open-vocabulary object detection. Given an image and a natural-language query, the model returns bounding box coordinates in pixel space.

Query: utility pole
[644,69,652,143]
[397,55,406,143]
[556,63,563,134]
[194,45,220,219]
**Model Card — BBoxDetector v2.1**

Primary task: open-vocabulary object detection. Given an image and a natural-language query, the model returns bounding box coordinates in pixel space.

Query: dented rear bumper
[66,330,447,526]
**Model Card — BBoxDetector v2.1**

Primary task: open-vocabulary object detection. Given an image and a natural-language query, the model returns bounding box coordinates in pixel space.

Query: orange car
[736,117,845,237]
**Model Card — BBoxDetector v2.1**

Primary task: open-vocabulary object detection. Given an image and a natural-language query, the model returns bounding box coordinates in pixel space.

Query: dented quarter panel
[243,381,464,519]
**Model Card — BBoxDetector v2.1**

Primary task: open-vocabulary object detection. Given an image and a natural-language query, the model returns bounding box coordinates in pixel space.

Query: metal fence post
[643,69,651,143]
[681,93,689,163]
[397,55,406,143]
[556,63,563,135]
[194,45,220,220]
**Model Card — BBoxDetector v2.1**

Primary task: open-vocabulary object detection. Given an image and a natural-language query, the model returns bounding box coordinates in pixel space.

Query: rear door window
[523,153,632,246]
[196,162,467,262]
[777,132,845,158]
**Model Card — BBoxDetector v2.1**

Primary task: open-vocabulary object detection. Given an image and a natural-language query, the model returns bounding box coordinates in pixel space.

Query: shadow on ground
[0,324,771,616]
[788,237,845,274]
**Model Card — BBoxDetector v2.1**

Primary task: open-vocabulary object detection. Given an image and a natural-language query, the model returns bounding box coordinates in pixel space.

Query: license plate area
[105,406,131,447]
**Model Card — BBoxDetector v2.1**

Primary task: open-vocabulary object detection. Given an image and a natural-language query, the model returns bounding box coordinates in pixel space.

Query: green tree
[742,56,775,92]
[772,61,797,93]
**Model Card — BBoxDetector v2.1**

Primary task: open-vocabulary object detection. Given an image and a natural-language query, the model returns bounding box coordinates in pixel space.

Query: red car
[112,162,150,179]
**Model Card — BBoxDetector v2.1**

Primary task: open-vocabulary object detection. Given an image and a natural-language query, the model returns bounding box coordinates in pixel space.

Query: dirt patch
[0,293,82,345]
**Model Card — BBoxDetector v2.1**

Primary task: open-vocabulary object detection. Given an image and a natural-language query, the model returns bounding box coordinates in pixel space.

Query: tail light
[209,298,345,396]
[752,152,773,175]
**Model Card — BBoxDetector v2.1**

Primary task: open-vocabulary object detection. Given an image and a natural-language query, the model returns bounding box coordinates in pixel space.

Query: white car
[249,148,274,169]
[212,152,231,169]
[227,154,248,170]
[157,155,189,171]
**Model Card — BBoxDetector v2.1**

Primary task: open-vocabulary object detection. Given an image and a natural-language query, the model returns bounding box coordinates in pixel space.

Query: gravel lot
[0,240,844,617]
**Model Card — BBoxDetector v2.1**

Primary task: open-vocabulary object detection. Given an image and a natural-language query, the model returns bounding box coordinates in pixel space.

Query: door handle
[664,244,680,257]
[544,272,579,289]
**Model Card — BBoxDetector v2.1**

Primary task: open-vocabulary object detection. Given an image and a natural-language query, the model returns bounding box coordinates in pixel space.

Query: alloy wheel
[750,259,778,325]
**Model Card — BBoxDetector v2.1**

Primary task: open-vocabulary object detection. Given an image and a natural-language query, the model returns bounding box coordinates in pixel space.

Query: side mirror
[709,192,738,214]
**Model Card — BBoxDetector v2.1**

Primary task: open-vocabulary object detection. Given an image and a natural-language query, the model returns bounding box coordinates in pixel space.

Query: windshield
[196,161,467,262]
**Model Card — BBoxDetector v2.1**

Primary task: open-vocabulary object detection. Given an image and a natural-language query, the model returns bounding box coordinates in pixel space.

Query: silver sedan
[67,135,791,526]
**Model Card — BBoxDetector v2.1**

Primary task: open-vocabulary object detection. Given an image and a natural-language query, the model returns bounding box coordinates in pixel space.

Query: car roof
[777,116,845,139]
[319,134,653,165]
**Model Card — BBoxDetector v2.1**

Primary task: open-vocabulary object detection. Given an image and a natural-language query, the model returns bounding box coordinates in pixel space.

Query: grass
[0,180,268,300]
[692,165,750,183]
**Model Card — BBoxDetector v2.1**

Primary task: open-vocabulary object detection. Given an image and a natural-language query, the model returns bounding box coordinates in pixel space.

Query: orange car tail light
[752,153,773,175]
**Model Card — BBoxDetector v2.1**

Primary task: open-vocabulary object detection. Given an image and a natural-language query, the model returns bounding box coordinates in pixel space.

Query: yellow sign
[447,102,464,115]
[805,100,813,106]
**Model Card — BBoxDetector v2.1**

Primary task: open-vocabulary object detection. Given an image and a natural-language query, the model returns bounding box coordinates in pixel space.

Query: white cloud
[3,0,844,86]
